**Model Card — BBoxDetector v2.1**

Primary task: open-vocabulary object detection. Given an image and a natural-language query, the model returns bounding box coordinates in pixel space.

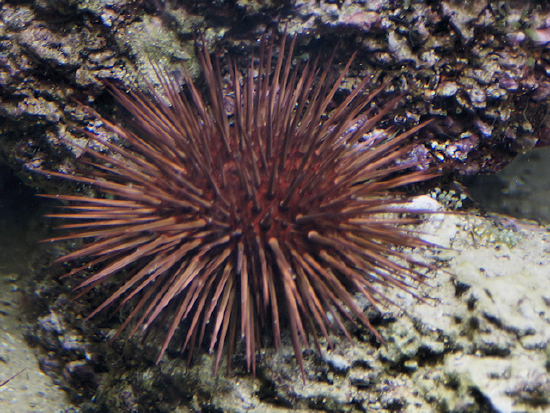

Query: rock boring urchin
[43,33,439,379]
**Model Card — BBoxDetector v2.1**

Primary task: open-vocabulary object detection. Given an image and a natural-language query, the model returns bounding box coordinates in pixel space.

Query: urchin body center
[202,136,314,243]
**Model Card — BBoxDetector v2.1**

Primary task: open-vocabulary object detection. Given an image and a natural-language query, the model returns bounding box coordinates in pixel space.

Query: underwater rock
[21,197,550,412]
[2,0,550,188]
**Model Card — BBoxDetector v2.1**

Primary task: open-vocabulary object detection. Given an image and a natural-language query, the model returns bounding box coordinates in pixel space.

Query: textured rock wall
[2,0,550,187]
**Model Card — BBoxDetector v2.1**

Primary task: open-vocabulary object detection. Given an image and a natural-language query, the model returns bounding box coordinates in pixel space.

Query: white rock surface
[0,273,71,413]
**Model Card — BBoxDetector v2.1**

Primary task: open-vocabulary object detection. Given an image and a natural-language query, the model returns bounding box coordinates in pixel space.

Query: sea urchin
[43,33,439,379]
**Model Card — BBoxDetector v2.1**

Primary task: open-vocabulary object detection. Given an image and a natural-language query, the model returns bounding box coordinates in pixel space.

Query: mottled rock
[3,0,550,188]
[23,196,550,412]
